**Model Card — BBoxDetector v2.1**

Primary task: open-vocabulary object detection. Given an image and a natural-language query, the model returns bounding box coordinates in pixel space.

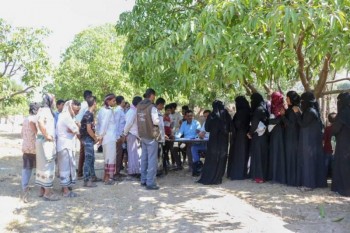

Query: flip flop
[104,179,115,185]
[43,193,60,201]
[62,191,78,198]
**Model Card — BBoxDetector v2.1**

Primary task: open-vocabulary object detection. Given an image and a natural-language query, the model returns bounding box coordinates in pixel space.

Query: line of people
[20,89,350,202]
[198,91,350,198]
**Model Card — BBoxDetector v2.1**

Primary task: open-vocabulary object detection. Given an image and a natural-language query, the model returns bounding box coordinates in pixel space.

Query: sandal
[43,193,60,201]
[84,180,97,187]
[62,191,78,198]
[91,176,103,182]
[21,188,30,203]
[104,179,115,185]
[38,187,45,197]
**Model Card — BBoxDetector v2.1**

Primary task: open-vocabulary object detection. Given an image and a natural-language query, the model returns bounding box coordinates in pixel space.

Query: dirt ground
[0,123,349,233]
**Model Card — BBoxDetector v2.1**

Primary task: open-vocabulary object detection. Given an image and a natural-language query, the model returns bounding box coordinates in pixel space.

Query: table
[158,138,208,174]
[170,138,209,143]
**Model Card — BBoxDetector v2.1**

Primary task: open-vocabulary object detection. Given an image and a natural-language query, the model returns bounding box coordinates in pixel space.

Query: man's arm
[151,106,160,126]
[123,110,136,136]
[175,122,184,139]
[115,109,122,138]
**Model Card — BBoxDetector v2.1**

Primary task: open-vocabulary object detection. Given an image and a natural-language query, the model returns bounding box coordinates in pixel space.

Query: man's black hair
[170,102,177,109]
[83,90,93,100]
[87,96,97,107]
[72,100,81,107]
[185,109,193,115]
[143,88,156,98]
[165,104,172,110]
[328,112,337,124]
[156,97,166,106]
[182,105,189,111]
[132,96,143,106]
[56,99,65,106]
[116,95,125,105]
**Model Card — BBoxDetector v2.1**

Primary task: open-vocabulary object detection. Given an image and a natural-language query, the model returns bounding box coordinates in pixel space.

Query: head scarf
[337,92,350,112]
[300,91,317,112]
[250,93,264,112]
[42,93,55,108]
[235,96,250,111]
[212,100,224,117]
[42,93,55,115]
[29,102,40,115]
[271,92,284,117]
[104,94,116,108]
[286,91,300,107]
[336,92,350,128]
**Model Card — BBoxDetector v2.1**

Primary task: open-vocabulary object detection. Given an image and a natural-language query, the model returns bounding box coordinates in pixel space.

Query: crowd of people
[20,88,350,202]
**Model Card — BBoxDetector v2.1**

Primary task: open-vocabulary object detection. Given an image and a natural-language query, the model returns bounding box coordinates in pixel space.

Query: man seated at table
[175,110,201,171]
[190,110,211,176]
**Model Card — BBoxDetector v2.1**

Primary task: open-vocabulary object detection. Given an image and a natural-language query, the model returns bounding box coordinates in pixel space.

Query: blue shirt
[54,111,60,127]
[175,120,201,139]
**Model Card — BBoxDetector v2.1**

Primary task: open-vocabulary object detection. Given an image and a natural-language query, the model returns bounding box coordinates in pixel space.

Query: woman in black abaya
[331,93,350,196]
[198,100,231,185]
[268,92,286,184]
[227,96,251,180]
[247,93,269,183]
[282,91,301,186]
[293,92,327,189]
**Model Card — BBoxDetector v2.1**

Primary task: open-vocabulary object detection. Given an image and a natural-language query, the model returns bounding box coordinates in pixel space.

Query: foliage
[51,24,138,103]
[117,0,350,103]
[0,81,28,116]
[0,18,52,101]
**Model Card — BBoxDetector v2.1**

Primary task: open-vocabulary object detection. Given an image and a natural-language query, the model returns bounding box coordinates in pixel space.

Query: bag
[268,114,276,133]
[255,121,266,136]
[152,125,161,141]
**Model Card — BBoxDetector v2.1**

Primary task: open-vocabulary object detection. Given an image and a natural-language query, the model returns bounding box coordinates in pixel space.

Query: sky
[0,0,135,64]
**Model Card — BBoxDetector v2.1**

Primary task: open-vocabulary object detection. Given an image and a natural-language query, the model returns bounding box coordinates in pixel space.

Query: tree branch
[0,86,35,102]
[2,61,11,77]
[321,88,350,97]
[314,53,331,98]
[9,65,23,77]
[295,31,311,92]
[243,79,258,94]
[243,83,252,96]
[263,83,272,95]
[8,60,18,76]
[326,78,350,84]
[277,82,283,94]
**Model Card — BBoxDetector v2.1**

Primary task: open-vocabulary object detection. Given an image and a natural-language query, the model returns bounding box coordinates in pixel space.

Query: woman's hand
[292,106,300,113]
[45,135,54,142]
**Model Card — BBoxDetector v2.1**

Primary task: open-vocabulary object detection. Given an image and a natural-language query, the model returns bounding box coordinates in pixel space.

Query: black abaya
[249,106,269,181]
[198,110,231,185]
[296,108,327,189]
[331,106,350,196]
[282,108,300,186]
[227,109,250,180]
[268,116,286,184]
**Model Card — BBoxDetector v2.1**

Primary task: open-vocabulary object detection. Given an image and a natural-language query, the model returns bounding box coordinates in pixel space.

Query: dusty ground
[0,123,349,233]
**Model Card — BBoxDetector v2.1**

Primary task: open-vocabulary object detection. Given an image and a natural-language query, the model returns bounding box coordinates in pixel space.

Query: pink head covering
[271,92,284,117]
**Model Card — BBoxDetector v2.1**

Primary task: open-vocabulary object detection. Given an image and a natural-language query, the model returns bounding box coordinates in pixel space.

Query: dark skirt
[23,153,36,169]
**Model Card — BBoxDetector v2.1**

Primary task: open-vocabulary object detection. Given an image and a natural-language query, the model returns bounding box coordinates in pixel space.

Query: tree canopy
[116,0,350,101]
[51,24,139,103]
[0,18,52,102]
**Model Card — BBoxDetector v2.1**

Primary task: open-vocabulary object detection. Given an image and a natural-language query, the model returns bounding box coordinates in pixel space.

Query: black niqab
[287,91,300,107]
